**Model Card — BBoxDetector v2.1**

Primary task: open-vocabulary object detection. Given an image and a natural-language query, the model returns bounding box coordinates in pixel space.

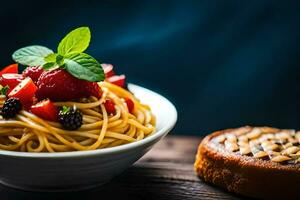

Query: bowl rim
[0,83,177,158]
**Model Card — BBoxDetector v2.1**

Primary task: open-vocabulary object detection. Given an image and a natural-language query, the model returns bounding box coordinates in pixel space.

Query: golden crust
[194,126,300,199]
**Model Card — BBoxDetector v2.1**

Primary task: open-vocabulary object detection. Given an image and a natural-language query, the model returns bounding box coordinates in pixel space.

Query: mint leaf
[12,45,54,66]
[56,55,64,66]
[44,53,57,63]
[57,27,91,56]
[64,53,104,82]
[61,106,71,115]
[0,86,9,95]
[43,62,58,70]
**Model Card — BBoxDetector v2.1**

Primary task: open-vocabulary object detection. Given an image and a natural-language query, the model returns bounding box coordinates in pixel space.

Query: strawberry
[0,64,18,76]
[31,99,58,121]
[8,77,37,106]
[85,82,102,98]
[36,69,101,101]
[22,66,44,84]
[107,75,126,88]
[125,98,134,113]
[102,64,115,78]
[104,99,116,114]
[0,73,23,93]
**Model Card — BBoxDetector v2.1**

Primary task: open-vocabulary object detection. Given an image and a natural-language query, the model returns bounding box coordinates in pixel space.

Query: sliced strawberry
[104,99,116,114]
[125,98,134,113]
[8,77,37,105]
[0,64,18,76]
[102,64,115,78]
[22,66,44,84]
[31,99,58,121]
[0,73,23,93]
[107,75,126,88]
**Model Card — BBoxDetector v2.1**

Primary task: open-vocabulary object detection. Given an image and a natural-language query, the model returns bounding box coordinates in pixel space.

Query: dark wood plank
[140,136,200,164]
[0,136,250,200]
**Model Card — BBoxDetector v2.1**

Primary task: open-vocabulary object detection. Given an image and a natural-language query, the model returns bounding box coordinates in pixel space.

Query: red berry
[104,99,116,114]
[22,66,44,84]
[0,64,18,76]
[107,75,126,88]
[102,64,115,78]
[36,69,100,101]
[0,73,23,93]
[8,77,37,106]
[125,98,134,113]
[85,82,102,99]
[31,99,58,121]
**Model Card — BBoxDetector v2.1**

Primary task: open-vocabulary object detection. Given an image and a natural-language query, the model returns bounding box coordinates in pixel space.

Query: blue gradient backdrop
[0,0,300,135]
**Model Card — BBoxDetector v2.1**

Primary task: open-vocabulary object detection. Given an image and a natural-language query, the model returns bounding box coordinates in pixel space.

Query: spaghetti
[0,82,156,152]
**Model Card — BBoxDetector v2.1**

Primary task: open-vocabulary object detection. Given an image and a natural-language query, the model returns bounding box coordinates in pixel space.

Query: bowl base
[0,179,109,192]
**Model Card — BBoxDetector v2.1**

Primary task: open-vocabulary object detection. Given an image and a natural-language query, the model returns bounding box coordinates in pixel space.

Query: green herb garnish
[60,106,71,115]
[12,27,104,82]
[0,86,9,95]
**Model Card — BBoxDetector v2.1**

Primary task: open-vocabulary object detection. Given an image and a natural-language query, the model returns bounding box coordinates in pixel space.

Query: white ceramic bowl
[0,84,177,191]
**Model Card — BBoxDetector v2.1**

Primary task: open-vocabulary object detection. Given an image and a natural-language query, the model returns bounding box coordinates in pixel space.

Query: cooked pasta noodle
[0,82,156,152]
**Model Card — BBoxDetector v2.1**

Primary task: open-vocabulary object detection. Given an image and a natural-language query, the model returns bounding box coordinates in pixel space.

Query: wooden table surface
[0,136,251,200]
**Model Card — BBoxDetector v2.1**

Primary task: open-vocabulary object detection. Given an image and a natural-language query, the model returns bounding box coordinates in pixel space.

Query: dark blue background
[0,0,300,135]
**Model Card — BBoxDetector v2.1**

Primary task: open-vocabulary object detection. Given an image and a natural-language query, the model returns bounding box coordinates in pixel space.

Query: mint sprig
[65,53,104,82]
[12,27,104,82]
[58,27,91,55]
[12,45,54,66]
[0,86,9,95]
[61,106,71,115]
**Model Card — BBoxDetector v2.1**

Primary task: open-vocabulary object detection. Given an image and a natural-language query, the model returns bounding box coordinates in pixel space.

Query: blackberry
[59,106,83,130]
[1,98,22,119]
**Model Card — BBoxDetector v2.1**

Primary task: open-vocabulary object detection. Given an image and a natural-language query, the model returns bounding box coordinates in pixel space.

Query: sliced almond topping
[269,151,280,157]
[240,146,251,155]
[288,138,298,144]
[238,140,248,146]
[290,153,300,159]
[260,127,279,133]
[216,135,226,143]
[271,155,291,163]
[284,129,296,135]
[259,134,275,142]
[225,140,239,152]
[246,128,261,140]
[261,142,279,151]
[226,134,237,143]
[282,142,293,149]
[261,140,272,147]
[218,127,300,165]
[282,146,300,155]
[264,133,275,139]
[276,131,290,140]
[254,151,268,158]
[249,140,261,154]
[231,126,252,136]
[238,135,248,142]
